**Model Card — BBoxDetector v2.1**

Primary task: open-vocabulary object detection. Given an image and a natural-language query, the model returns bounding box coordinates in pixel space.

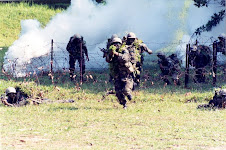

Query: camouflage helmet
[127,32,136,39]
[218,33,226,39]
[6,87,16,96]
[219,89,226,96]
[111,37,122,44]
[111,34,118,40]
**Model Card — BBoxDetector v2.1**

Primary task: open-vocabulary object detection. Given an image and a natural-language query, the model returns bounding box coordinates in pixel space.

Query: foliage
[193,0,225,35]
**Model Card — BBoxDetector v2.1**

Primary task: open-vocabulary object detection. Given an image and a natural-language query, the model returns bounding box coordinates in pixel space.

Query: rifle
[99,47,108,58]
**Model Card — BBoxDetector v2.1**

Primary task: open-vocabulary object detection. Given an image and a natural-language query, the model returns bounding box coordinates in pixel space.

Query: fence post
[80,41,83,84]
[213,41,217,85]
[51,39,53,74]
[185,44,190,88]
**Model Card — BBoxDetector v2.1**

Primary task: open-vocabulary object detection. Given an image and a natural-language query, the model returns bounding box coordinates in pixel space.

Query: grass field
[0,2,226,150]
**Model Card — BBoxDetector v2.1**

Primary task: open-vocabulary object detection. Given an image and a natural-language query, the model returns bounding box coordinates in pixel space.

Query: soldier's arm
[83,42,89,61]
[66,37,73,52]
[114,49,130,63]
[1,96,14,107]
[140,43,152,54]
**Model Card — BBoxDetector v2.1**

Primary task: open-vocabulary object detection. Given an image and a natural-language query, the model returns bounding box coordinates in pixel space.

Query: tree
[193,0,225,35]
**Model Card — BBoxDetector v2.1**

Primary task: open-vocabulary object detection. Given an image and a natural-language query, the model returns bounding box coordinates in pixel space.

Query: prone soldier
[197,89,226,109]
[66,34,89,81]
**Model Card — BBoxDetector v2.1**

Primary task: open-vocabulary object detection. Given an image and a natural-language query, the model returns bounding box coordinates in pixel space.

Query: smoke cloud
[3,0,225,77]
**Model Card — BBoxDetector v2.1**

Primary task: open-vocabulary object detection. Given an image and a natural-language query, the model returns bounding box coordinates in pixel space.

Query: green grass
[0,2,226,150]
[0,2,63,47]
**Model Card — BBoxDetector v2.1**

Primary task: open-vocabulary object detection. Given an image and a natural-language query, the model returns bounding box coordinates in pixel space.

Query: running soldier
[105,37,135,109]
[125,32,152,86]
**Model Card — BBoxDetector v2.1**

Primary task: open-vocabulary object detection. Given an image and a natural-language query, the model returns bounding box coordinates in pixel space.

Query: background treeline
[0,0,105,4]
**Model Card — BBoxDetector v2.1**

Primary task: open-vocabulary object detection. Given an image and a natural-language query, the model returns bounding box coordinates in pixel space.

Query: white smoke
[3,0,226,77]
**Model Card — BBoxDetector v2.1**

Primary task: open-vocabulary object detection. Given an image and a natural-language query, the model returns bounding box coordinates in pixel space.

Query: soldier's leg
[69,55,76,81]
[195,68,203,83]
[122,77,134,101]
[114,79,127,108]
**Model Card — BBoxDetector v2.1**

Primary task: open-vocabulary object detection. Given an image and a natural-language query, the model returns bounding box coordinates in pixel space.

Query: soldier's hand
[86,56,89,61]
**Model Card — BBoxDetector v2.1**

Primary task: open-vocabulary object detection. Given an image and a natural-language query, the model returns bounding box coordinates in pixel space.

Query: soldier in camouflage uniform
[197,89,226,109]
[106,34,119,82]
[189,45,211,83]
[168,54,181,85]
[157,52,172,85]
[157,52,181,85]
[217,33,226,55]
[1,87,75,107]
[125,32,152,87]
[1,87,29,107]
[66,34,89,81]
[105,37,135,108]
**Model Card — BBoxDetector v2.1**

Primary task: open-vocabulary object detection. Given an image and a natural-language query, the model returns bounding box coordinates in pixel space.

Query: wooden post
[51,39,53,74]
[213,41,217,85]
[185,44,190,88]
[80,41,83,84]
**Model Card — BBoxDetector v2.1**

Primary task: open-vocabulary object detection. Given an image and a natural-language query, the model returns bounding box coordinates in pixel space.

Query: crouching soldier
[1,87,29,107]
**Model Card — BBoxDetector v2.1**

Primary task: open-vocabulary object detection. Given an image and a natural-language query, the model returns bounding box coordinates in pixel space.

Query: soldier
[105,37,135,109]
[1,87,75,107]
[125,32,152,86]
[189,45,211,83]
[217,33,226,55]
[157,52,172,85]
[66,34,89,81]
[197,89,226,109]
[168,53,181,85]
[1,87,29,107]
[106,34,118,82]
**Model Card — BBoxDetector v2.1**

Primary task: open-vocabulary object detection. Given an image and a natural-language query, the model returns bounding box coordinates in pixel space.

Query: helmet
[73,34,81,39]
[111,37,122,44]
[157,52,165,57]
[6,87,16,96]
[111,34,118,40]
[219,89,226,96]
[191,45,198,51]
[218,33,226,39]
[127,32,136,39]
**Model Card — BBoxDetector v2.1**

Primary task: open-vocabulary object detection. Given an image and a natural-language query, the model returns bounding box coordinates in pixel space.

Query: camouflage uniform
[157,52,172,85]
[125,32,152,86]
[106,34,118,82]
[217,33,226,55]
[1,87,29,107]
[198,89,226,109]
[106,38,134,108]
[168,54,181,85]
[189,45,211,83]
[66,34,89,81]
